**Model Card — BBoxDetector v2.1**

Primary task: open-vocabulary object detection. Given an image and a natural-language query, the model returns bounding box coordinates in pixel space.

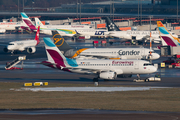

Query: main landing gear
[93,78,99,86]
[136,74,140,80]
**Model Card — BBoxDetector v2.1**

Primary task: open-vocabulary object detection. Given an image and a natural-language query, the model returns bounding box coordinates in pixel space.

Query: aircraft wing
[41,62,123,74]
[62,66,123,74]
[141,35,150,41]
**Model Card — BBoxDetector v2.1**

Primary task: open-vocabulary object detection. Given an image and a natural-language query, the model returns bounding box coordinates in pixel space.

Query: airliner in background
[52,31,160,60]
[0,21,28,33]
[3,26,40,54]
[42,37,157,81]
[34,16,109,39]
[21,12,109,39]
[105,17,178,45]
[157,21,180,47]
[21,12,77,35]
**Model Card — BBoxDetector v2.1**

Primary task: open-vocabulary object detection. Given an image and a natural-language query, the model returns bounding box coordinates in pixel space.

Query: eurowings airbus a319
[52,31,160,60]
[42,37,157,81]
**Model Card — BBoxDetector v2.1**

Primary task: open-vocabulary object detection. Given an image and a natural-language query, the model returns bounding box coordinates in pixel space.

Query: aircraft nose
[151,53,160,60]
[152,66,157,73]
[7,45,12,50]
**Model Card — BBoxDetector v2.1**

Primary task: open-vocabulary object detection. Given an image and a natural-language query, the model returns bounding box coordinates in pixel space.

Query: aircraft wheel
[145,79,149,82]
[93,78,98,82]
[104,79,109,81]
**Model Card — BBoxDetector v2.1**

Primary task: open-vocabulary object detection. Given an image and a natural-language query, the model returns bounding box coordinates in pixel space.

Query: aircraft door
[141,49,146,59]
[134,61,139,70]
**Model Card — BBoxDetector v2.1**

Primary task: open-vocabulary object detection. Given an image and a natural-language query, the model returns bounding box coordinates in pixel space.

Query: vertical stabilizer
[157,21,180,46]
[21,12,37,30]
[43,37,67,67]
[35,17,47,28]
[105,17,121,31]
[35,26,40,45]
[52,30,72,51]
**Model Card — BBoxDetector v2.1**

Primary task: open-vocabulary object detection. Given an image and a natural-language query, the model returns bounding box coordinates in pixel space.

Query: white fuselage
[7,40,37,51]
[109,30,178,42]
[41,27,109,38]
[0,22,27,31]
[76,48,160,60]
[62,59,157,75]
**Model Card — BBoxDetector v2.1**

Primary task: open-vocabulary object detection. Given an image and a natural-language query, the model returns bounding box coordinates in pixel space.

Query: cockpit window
[8,43,14,45]
[143,63,153,66]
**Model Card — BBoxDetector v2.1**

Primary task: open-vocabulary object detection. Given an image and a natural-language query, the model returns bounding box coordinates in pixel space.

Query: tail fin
[35,17,47,28]
[35,26,40,45]
[105,17,121,31]
[52,30,73,51]
[43,37,66,67]
[157,21,180,46]
[21,12,37,30]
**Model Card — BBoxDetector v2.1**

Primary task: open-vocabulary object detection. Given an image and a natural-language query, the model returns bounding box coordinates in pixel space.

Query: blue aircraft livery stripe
[43,37,56,47]
[21,13,28,18]
[66,58,78,67]
[159,27,169,35]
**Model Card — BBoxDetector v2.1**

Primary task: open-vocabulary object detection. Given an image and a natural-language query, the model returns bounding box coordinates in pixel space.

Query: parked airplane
[35,17,109,39]
[105,17,177,44]
[42,37,157,81]
[21,12,109,39]
[0,21,28,33]
[52,31,160,60]
[157,21,180,47]
[3,26,40,54]
[34,17,91,29]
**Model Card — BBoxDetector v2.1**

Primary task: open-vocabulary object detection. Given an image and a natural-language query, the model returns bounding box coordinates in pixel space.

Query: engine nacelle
[85,35,91,39]
[3,47,9,53]
[99,72,117,80]
[27,47,36,54]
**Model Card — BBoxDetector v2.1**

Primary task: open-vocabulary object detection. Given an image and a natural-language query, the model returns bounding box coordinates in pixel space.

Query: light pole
[138,0,139,20]
[77,0,78,18]
[149,15,153,63]
[177,0,178,22]
[18,0,19,19]
[113,0,114,22]
[140,0,142,26]
[110,0,112,18]
[23,0,24,12]
[80,0,81,24]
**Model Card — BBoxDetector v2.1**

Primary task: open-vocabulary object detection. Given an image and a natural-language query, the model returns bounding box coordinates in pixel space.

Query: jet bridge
[5,56,26,70]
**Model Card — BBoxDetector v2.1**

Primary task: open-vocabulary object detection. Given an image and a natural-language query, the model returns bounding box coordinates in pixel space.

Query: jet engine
[3,47,9,53]
[85,35,90,39]
[99,72,117,80]
[27,47,36,53]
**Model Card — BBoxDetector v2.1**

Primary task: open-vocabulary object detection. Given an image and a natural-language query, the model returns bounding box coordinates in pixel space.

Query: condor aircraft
[42,37,157,81]
[52,31,160,60]
[105,17,177,44]
[3,26,40,54]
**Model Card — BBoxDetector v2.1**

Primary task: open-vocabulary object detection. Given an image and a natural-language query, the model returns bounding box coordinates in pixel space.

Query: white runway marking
[18,87,168,92]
